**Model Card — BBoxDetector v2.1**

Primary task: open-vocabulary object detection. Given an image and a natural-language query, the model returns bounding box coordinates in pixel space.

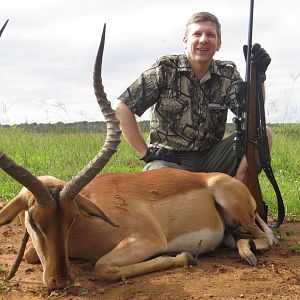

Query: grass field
[0,124,299,221]
[259,124,300,221]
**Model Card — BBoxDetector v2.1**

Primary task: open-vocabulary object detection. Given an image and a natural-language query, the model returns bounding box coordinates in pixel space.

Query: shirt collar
[179,54,221,74]
[178,54,191,71]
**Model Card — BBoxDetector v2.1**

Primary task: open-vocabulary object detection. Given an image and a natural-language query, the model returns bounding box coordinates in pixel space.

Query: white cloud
[0,0,299,124]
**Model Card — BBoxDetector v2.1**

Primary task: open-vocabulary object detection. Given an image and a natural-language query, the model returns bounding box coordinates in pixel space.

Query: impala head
[22,177,77,289]
[0,24,121,289]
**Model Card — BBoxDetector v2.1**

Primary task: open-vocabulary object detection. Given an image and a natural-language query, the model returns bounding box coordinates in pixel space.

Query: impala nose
[46,273,74,290]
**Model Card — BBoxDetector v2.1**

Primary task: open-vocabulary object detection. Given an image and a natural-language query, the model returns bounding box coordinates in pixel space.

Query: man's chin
[194,56,212,64]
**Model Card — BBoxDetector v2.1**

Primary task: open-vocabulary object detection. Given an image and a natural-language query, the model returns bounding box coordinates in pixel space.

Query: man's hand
[243,43,271,82]
[141,148,181,165]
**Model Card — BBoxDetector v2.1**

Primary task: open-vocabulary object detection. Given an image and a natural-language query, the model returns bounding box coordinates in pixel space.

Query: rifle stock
[234,0,285,227]
[244,63,268,221]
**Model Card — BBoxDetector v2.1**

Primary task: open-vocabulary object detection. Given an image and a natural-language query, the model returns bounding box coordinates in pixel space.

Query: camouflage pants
[143,134,238,176]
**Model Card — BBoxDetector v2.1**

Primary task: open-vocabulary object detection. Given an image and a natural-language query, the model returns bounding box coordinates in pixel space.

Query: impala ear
[75,195,118,227]
[0,192,28,227]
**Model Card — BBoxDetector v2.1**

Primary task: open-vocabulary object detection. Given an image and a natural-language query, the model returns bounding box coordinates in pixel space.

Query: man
[116,12,271,181]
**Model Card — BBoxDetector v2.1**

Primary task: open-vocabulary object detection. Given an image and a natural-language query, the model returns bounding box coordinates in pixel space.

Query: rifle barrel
[245,0,254,83]
[0,19,9,38]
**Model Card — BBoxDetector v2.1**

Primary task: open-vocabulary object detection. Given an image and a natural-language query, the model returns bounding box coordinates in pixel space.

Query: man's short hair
[185,12,221,43]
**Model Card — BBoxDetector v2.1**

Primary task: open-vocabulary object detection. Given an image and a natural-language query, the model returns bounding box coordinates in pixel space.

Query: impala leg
[235,214,276,266]
[111,252,196,281]
[24,240,40,263]
[215,179,276,266]
[95,235,196,282]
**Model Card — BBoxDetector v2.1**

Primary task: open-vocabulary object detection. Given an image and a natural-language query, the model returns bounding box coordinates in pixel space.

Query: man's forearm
[115,102,148,156]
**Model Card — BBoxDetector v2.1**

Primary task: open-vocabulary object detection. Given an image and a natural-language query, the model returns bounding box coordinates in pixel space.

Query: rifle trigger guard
[247,139,258,145]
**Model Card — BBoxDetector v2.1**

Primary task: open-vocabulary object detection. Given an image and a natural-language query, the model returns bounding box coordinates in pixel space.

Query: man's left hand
[243,43,271,82]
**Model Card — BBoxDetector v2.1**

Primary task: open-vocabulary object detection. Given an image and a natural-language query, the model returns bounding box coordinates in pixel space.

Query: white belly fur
[167,228,224,255]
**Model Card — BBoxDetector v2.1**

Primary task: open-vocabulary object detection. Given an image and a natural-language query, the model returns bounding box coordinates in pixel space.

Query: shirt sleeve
[118,61,165,117]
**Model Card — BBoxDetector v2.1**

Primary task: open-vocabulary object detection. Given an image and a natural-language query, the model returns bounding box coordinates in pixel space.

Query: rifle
[0,19,9,38]
[233,0,285,228]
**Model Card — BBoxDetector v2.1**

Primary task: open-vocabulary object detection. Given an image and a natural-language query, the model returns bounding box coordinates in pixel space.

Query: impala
[0,25,276,290]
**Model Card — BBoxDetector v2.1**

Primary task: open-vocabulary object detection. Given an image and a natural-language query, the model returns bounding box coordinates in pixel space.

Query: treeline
[1,121,299,137]
[0,120,151,133]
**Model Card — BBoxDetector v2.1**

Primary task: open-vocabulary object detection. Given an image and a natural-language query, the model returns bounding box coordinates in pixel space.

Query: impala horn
[0,152,54,207]
[60,23,121,202]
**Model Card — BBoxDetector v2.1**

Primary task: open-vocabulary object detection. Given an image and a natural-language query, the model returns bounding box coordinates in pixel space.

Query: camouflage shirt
[118,54,242,152]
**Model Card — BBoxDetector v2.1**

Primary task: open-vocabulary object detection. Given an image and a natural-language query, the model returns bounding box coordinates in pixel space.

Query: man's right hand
[141,148,181,165]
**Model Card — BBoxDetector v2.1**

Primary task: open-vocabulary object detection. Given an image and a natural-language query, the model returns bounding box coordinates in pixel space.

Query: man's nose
[199,34,208,43]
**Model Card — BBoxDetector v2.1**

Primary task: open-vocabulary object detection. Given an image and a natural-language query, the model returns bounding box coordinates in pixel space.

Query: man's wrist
[140,148,151,162]
[260,73,266,82]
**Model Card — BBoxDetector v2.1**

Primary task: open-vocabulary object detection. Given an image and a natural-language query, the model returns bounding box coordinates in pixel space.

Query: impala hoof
[244,252,257,266]
[176,252,198,267]
[238,248,257,266]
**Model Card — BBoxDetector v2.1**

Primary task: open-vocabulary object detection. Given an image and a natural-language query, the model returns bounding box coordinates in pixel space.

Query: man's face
[183,21,221,66]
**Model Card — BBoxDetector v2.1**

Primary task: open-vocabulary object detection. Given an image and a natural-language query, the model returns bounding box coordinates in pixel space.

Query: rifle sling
[255,70,285,228]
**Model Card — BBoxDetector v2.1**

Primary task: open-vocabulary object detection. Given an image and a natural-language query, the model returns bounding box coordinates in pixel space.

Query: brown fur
[0,169,276,288]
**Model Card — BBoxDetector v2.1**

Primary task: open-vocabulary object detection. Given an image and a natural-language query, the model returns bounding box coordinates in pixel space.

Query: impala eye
[28,209,38,231]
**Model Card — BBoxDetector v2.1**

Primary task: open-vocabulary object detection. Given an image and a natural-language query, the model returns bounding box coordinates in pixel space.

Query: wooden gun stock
[239,0,284,227]
[244,63,267,221]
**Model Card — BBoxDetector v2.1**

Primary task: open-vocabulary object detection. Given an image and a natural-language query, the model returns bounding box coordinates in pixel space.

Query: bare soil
[0,218,299,300]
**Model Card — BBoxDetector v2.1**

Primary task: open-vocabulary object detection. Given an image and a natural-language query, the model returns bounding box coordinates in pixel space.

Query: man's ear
[182,35,187,48]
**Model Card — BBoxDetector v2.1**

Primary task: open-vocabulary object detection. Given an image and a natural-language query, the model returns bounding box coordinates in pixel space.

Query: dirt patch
[0,220,299,300]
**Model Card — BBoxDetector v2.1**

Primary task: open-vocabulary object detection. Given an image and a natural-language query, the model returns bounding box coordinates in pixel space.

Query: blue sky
[0,0,299,124]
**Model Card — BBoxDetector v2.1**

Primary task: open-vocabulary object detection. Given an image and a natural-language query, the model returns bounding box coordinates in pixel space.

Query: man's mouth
[196,47,209,52]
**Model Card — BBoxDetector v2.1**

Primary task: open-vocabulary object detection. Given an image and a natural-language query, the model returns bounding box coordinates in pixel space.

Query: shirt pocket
[207,103,228,133]
[157,97,191,131]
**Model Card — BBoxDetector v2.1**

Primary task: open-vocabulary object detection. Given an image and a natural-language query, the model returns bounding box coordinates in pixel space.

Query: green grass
[0,124,299,221]
[259,124,300,220]
[0,126,144,200]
